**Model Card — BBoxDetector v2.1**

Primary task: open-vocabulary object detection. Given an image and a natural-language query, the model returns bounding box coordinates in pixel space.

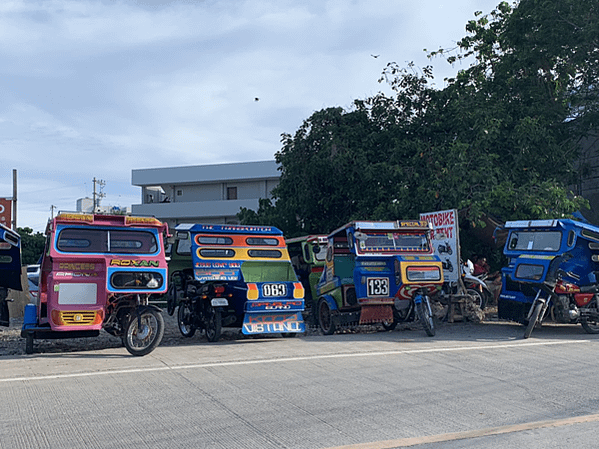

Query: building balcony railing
[131,198,260,220]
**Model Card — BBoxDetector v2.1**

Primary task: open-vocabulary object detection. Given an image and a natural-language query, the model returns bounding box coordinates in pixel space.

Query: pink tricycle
[22,213,169,356]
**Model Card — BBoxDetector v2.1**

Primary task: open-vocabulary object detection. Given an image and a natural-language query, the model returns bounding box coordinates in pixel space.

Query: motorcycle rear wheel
[205,308,222,342]
[177,302,196,338]
[123,309,165,356]
[523,301,543,339]
[581,317,599,334]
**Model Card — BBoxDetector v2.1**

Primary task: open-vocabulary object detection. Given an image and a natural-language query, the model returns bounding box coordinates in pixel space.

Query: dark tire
[523,301,543,339]
[177,302,196,338]
[581,316,599,334]
[416,297,435,337]
[318,298,336,335]
[205,308,222,343]
[123,308,165,356]
[381,310,398,331]
[166,283,177,316]
[25,333,34,354]
[466,288,487,310]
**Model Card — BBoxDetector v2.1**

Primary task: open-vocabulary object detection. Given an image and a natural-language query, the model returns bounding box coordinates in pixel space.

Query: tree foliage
[17,227,46,266]
[240,0,596,250]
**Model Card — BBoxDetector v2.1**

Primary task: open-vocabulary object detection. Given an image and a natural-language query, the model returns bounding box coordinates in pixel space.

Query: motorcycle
[523,264,599,338]
[438,241,453,255]
[462,260,493,310]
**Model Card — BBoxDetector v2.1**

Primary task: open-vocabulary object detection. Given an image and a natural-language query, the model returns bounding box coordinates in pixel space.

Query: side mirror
[354,232,367,241]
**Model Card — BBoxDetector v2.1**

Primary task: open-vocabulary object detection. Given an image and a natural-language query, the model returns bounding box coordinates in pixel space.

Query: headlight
[110,271,164,290]
[515,264,544,281]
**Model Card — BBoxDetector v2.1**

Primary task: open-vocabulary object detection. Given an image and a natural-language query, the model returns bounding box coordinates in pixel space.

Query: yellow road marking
[325,413,599,448]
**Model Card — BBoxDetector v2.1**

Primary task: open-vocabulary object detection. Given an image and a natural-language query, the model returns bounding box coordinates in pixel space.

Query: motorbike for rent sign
[420,209,460,283]
[0,198,12,228]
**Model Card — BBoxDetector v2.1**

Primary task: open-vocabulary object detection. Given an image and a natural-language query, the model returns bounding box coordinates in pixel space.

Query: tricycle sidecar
[498,219,599,335]
[169,223,305,342]
[21,213,169,355]
[0,224,22,326]
[286,234,328,325]
[315,220,444,335]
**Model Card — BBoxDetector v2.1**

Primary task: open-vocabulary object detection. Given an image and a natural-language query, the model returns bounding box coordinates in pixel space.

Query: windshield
[356,232,430,254]
[313,244,327,261]
[57,228,159,254]
[241,261,297,282]
[508,231,562,252]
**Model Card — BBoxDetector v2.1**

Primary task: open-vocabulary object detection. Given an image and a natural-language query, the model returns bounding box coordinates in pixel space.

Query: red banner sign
[0,198,12,228]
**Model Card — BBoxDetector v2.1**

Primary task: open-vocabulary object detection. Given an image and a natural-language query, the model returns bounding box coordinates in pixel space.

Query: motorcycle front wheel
[466,288,488,310]
[166,283,177,316]
[581,316,599,334]
[416,297,435,337]
[123,308,165,356]
[178,302,196,338]
[523,301,543,339]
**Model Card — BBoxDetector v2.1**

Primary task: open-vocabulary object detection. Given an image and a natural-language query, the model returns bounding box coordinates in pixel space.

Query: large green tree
[240,0,595,247]
[17,227,45,266]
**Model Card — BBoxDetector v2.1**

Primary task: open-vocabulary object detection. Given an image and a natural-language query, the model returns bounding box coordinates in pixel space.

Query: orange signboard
[0,198,12,228]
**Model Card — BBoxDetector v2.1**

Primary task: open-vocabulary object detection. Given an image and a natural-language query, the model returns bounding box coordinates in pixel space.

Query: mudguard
[319,294,339,311]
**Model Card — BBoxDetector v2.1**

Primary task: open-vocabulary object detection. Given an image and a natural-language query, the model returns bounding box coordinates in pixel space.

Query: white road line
[325,413,599,448]
[0,339,590,384]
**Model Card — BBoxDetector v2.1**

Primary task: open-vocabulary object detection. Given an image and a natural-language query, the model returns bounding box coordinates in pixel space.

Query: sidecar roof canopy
[49,212,167,232]
[0,223,20,248]
[285,234,328,245]
[328,220,433,237]
[176,223,283,236]
[504,219,599,234]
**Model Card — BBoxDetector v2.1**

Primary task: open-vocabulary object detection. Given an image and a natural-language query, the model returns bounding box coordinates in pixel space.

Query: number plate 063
[262,283,287,297]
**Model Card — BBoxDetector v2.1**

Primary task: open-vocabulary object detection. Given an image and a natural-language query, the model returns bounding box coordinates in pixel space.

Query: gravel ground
[0,304,494,357]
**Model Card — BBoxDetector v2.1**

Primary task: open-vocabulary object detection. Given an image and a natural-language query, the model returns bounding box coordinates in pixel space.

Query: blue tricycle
[0,224,22,327]
[497,219,599,338]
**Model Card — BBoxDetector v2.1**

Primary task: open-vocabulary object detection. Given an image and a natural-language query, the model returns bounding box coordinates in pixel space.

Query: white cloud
[0,0,502,231]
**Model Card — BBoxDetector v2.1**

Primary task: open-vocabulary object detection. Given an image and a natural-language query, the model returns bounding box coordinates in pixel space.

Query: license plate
[242,312,305,334]
[262,283,287,297]
[211,298,228,307]
[367,277,389,296]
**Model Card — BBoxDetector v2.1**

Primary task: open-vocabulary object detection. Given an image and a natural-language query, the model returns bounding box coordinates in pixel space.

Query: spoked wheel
[466,288,487,310]
[581,316,599,334]
[123,308,165,356]
[416,296,435,337]
[204,307,222,343]
[318,298,336,335]
[523,301,543,339]
[177,302,196,338]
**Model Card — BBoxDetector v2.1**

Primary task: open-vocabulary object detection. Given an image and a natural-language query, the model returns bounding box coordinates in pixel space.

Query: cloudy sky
[0,0,502,232]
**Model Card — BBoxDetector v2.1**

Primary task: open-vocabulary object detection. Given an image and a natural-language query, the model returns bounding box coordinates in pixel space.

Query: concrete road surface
[2,321,599,448]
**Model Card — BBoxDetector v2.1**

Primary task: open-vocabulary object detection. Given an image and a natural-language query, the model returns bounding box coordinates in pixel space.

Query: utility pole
[92,178,106,212]
[12,169,16,229]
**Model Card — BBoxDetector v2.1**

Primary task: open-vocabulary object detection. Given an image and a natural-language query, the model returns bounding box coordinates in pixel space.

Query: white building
[131,160,280,228]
